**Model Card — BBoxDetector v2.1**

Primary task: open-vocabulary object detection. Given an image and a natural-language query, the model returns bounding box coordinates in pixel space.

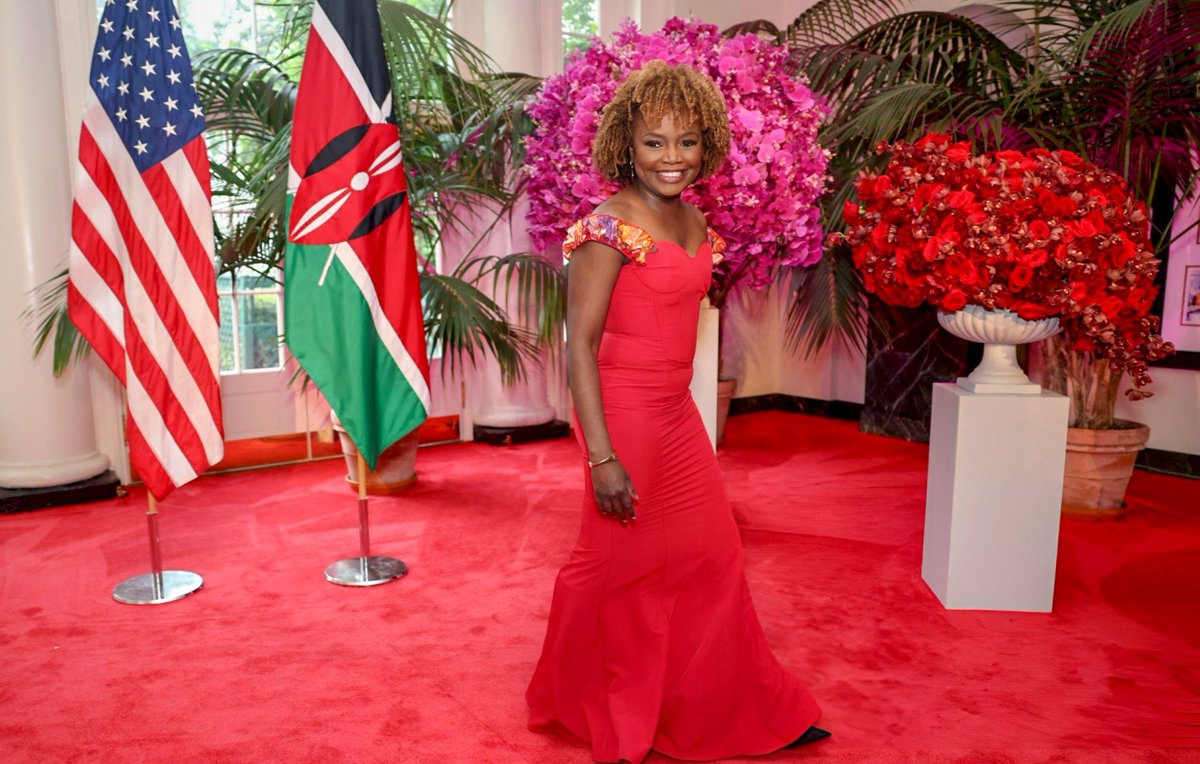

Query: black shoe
[785,726,831,748]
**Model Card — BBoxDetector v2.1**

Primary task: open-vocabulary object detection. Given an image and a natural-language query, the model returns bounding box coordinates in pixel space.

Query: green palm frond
[22,269,90,377]
[722,19,782,38]
[801,11,1025,124]
[420,272,539,385]
[193,47,298,140]
[837,82,1008,147]
[784,0,1200,359]
[786,246,867,357]
[781,0,911,49]
[457,253,567,348]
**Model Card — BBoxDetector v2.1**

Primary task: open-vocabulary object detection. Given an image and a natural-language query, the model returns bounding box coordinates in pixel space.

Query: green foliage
[421,270,537,386]
[779,0,1200,359]
[33,0,559,384]
[458,252,567,350]
[22,268,88,378]
[562,0,598,57]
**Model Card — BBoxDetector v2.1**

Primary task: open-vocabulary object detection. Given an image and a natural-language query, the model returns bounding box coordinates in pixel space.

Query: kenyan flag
[285,0,430,469]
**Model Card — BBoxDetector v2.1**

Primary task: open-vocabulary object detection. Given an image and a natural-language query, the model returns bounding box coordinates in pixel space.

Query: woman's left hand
[591,460,638,524]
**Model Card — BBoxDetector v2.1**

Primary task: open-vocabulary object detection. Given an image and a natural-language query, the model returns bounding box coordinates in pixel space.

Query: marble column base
[1,470,121,514]
[473,420,570,446]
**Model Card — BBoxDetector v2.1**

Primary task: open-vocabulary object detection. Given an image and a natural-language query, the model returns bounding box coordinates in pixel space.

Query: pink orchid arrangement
[524,18,830,299]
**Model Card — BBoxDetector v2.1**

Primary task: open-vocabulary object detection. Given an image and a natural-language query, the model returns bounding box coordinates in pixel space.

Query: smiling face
[629,112,702,199]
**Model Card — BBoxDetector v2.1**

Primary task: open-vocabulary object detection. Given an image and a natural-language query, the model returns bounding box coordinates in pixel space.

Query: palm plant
[29,0,561,385]
[779,0,1200,427]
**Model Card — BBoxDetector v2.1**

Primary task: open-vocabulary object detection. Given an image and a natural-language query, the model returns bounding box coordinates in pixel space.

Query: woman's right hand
[591,461,638,524]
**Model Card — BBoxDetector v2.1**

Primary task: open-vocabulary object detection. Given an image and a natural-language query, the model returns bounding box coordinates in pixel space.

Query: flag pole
[113,493,204,604]
[323,440,407,586]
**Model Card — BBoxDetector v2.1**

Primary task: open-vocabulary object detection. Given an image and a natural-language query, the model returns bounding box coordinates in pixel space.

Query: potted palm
[778,0,1199,513]
[28,1,562,491]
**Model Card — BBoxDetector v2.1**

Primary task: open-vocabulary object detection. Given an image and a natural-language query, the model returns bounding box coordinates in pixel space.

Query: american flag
[68,0,223,500]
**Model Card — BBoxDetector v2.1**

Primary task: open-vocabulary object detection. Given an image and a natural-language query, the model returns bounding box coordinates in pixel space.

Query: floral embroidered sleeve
[562,214,657,265]
[707,227,726,265]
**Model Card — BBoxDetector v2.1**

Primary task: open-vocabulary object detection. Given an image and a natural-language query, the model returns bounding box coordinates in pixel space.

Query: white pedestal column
[922,383,1069,612]
[454,0,562,77]
[690,304,719,450]
[0,0,110,489]
[599,0,640,36]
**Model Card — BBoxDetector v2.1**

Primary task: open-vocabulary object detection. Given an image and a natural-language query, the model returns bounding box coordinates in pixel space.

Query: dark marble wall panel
[0,470,120,514]
[860,299,970,443]
[1137,448,1200,479]
[730,394,863,421]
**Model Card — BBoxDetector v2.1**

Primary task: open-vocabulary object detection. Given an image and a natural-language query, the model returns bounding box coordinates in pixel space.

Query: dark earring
[621,148,634,180]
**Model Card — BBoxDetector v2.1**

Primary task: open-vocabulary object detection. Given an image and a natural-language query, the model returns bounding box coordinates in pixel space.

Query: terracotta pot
[1062,420,1150,519]
[715,377,737,446]
[332,416,419,495]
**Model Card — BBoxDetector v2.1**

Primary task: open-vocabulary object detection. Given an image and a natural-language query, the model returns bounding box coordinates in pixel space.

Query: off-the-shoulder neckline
[580,212,715,260]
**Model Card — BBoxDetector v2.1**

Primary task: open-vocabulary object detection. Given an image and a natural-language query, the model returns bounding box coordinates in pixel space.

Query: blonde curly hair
[592,60,730,183]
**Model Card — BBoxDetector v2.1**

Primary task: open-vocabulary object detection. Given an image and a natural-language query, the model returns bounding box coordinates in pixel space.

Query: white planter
[938,305,1060,394]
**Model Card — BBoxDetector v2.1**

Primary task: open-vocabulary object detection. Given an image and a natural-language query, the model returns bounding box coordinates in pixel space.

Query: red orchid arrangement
[836,133,1173,398]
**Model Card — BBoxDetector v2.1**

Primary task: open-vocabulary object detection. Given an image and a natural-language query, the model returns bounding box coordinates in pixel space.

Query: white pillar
[455,0,563,77]
[638,0,677,32]
[599,0,640,36]
[690,303,719,449]
[0,0,110,488]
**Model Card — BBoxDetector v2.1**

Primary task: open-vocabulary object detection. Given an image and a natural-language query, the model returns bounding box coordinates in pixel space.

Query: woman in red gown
[526,61,827,763]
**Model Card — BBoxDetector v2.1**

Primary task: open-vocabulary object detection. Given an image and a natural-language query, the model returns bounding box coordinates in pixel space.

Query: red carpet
[1,412,1198,763]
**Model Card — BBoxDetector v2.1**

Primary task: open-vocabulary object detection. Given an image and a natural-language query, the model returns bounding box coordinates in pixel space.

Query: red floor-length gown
[527,214,821,763]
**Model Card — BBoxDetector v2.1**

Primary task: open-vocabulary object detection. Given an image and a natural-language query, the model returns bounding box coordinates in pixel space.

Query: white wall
[722,284,866,404]
[1115,368,1200,455]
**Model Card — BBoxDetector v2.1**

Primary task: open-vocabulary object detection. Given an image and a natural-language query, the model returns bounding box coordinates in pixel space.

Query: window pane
[236,268,280,292]
[238,294,282,370]
[405,0,448,16]
[177,0,256,55]
[219,295,236,373]
[216,269,233,293]
[563,0,598,35]
[563,0,598,57]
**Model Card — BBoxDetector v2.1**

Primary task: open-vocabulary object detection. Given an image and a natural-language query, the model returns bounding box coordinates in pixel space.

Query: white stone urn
[937,305,1061,394]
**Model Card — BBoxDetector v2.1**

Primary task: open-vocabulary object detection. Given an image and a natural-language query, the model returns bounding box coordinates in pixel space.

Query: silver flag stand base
[324,555,407,586]
[325,487,407,587]
[113,570,203,604]
[113,504,201,604]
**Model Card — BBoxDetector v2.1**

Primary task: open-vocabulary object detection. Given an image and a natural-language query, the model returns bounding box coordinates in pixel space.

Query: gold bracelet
[588,452,619,469]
